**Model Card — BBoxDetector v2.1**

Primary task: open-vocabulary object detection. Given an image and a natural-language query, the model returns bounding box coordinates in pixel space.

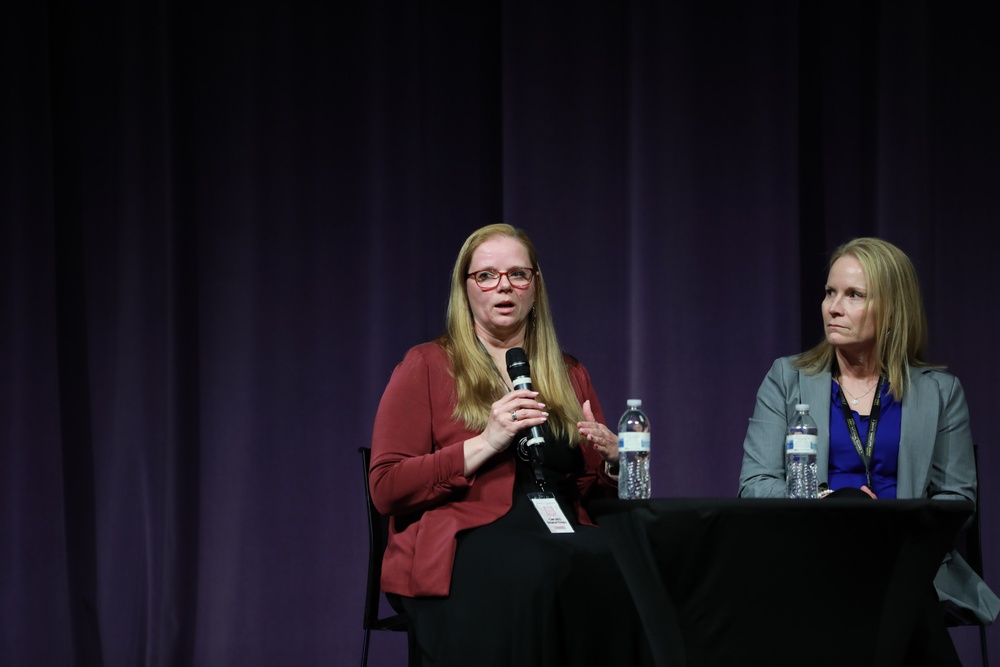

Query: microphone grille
[505,347,529,375]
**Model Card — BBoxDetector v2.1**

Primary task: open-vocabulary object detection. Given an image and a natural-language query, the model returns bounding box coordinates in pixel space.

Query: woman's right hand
[463,389,548,476]
[483,389,548,452]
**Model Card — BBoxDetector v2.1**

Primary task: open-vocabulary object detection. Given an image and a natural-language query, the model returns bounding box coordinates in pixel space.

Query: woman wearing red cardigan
[369,224,652,666]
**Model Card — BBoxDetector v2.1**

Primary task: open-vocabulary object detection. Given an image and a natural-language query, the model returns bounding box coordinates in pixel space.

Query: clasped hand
[484,389,547,452]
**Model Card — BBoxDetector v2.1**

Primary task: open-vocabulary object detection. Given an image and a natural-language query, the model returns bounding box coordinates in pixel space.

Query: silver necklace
[839,377,878,405]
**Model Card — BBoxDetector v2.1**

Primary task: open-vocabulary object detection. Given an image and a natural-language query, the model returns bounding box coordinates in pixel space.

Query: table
[589,497,972,667]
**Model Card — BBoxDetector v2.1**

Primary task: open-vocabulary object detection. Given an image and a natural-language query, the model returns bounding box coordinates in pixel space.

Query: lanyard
[526,442,547,492]
[838,374,886,490]
[514,432,547,491]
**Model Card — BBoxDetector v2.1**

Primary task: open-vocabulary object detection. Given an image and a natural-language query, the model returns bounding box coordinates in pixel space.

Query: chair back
[964,445,984,577]
[945,444,990,667]
[359,446,407,632]
[359,447,418,667]
[950,444,985,580]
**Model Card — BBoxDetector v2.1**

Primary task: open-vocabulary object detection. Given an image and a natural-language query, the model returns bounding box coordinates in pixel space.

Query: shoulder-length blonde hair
[794,237,939,399]
[437,223,583,442]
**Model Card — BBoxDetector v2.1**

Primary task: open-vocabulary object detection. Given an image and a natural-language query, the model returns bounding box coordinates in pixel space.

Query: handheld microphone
[505,347,546,461]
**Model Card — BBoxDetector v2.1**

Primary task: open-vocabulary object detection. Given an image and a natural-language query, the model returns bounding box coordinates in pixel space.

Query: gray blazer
[738,356,999,624]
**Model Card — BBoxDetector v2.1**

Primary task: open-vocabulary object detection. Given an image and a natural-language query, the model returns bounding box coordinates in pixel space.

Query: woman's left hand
[578,400,619,464]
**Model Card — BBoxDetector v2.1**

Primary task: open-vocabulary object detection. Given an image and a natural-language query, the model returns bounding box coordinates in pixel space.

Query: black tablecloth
[589,498,972,667]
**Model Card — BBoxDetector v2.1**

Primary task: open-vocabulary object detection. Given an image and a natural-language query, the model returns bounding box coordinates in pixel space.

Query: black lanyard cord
[838,374,886,490]
[531,461,546,492]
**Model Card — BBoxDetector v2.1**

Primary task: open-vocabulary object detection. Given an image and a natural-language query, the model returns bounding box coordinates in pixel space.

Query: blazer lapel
[898,368,939,498]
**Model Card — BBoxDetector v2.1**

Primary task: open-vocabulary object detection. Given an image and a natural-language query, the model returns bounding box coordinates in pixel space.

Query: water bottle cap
[627,399,642,407]
[795,403,810,411]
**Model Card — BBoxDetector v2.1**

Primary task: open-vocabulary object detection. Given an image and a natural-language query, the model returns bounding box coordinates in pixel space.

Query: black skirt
[398,439,654,667]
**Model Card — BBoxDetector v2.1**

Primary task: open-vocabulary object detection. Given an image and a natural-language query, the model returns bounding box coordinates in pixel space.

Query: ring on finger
[511,410,518,422]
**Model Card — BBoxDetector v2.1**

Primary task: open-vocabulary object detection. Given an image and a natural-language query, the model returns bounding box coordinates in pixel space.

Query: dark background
[2,1,997,665]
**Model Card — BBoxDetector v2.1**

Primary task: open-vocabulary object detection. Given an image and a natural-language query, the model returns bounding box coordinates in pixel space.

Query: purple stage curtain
[2,1,997,665]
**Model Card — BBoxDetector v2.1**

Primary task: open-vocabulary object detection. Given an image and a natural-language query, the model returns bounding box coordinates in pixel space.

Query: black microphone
[505,347,546,463]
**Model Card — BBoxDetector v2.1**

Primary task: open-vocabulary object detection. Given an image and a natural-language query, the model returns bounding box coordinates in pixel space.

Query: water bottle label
[619,432,650,452]
[786,434,817,454]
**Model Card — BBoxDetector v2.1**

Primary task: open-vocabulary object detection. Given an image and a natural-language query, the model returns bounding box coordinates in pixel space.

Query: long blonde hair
[438,224,583,442]
[794,237,939,398]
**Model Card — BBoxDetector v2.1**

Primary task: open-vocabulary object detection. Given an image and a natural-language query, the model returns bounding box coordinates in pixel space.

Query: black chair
[359,446,418,667]
[944,444,990,667]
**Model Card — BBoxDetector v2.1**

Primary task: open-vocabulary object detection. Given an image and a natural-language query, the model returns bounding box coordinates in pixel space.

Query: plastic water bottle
[785,403,818,499]
[618,399,651,500]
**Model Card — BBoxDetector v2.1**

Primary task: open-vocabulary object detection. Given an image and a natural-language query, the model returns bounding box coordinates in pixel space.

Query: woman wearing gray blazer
[738,238,998,659]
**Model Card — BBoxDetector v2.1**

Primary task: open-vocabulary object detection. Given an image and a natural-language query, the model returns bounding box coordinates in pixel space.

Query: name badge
[528,492,575,533]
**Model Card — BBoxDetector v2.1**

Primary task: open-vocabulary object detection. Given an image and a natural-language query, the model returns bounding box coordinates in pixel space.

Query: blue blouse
[828,381,901,498]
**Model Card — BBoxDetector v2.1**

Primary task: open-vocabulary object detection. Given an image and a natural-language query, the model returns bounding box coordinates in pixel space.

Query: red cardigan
[369,342,617,597]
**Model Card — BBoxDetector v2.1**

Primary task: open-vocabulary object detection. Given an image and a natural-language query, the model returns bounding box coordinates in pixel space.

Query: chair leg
[980,624,989,667]
[361,628,370,667]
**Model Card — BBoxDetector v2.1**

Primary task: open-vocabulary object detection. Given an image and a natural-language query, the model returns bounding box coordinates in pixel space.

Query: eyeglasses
[466,267,536,291]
